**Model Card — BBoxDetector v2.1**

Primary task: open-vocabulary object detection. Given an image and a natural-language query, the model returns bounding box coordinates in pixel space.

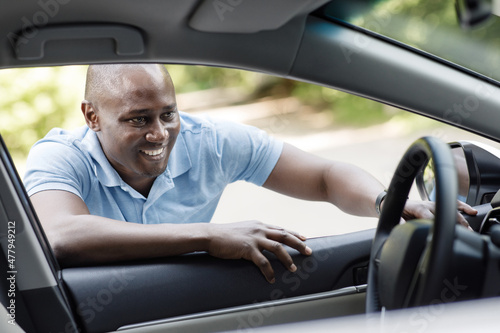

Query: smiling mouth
[140,147,165,156]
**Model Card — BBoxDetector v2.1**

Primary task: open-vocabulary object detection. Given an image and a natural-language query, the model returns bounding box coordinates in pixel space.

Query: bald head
[84,64,174,108]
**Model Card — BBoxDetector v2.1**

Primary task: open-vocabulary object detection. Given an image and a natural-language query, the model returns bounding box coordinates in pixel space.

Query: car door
[0,135,78,333]
[0,130,372,332]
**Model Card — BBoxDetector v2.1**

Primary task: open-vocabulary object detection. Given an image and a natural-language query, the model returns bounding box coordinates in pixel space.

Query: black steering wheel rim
[366,136,458,312]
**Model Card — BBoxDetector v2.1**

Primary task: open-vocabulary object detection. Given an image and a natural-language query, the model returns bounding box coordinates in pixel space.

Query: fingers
[456,212,473,231]
[248,250,276,284]
[247,238,301,284]
[403,200,475,232]
[265,223,307,242]
[209,221,312,284]
[403,200,434,220]
[265,227,312,256]
[252,224,311,284]
[413,207,434,220]
[456,200,476,231]
[457,200,478,216]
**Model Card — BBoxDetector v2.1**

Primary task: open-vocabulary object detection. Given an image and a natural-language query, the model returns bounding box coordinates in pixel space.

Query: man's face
[86,66,180,189]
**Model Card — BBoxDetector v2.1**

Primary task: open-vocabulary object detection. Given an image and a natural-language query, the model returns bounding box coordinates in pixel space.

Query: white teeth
[142,148,164,156]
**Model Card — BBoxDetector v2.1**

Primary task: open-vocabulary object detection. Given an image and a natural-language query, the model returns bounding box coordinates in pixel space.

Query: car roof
[1,1,328,72]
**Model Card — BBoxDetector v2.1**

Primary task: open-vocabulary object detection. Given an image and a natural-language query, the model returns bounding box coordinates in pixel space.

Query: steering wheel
[366,136,458,311]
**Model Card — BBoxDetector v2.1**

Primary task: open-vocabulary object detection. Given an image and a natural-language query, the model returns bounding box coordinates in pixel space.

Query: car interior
[2,0,500,332]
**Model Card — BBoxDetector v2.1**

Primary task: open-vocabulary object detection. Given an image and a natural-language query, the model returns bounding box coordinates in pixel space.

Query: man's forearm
[48,214,212,266]
[323,161,385,217]
[263,143,385,217]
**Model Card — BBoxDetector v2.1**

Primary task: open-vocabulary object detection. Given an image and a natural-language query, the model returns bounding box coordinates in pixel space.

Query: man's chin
[138,165,167,179]
[136,152,169,176]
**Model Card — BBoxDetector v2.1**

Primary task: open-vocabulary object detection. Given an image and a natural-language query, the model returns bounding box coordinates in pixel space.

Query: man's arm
[264,143,478,221]
[31,190,311,283]
[263,143,385,217]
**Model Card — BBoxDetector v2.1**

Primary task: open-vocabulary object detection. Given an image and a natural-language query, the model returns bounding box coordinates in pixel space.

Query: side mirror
[455,0,500,29]
[417,141,500,206]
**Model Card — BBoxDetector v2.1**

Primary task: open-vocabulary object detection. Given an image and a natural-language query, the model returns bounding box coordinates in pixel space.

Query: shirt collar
[167,128,192,178]
[81,128,123,188]
[80,119,192,188]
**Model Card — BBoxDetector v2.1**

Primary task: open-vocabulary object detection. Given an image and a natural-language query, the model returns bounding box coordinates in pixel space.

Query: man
[24,64,476,284]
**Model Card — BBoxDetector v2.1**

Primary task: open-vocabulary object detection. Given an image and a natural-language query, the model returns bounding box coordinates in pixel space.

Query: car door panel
[62,229,374,333]
[120,287,366,332]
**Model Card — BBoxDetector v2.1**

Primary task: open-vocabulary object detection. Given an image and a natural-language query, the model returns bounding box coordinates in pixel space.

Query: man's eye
[130,117,147,124]
[162,112,175,120]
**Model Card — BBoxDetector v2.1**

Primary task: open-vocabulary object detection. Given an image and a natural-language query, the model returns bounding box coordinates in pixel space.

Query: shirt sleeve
[23,138,91,199]
[210,120,283,186]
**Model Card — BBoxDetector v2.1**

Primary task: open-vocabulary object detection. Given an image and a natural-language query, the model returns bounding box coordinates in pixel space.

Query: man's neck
[122,176,155,198]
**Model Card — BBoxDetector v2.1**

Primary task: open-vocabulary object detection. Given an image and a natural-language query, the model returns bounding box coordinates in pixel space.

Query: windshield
[321,0,500,84]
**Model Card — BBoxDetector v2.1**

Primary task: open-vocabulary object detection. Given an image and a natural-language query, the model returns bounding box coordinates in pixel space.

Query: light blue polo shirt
[23,112,283,224]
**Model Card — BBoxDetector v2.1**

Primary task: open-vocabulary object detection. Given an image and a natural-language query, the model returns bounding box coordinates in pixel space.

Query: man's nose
[145,120,168,142]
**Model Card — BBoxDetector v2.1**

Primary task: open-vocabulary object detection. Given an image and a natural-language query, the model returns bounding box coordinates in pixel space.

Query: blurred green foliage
[169,64,395,126]
[0,66,87,162]
[350,0,500,82]
[288,81,392,126]
[167,65,261,93]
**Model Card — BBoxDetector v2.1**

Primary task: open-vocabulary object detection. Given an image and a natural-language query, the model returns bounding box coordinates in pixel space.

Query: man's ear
[81,101,100,132]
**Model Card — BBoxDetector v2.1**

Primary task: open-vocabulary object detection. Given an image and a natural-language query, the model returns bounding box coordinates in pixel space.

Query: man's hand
[206,221,312,283]
[402,200,478,230]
